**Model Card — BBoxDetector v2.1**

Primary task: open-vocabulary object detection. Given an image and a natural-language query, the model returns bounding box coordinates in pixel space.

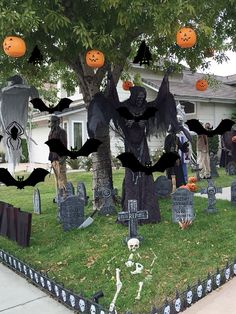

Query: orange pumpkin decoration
[188,176,197,183]
[122,80,133,91]
[85,50,105,68]
[196,79,208,91]
[3,36,26,57]
[176,27,197,48]
[187,183,198,192]
[232,135,236,143]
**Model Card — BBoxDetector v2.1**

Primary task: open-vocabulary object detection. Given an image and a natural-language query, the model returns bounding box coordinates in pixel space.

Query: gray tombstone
[33,188,41,214]
[118,199,148,242]
[94,182,116,215]
[231,181,236,205]
[59,196,85,231]
[77,182,88,206]
[154,175,172,198]
[65,181,75,197]
[210,153,219,178]
[200,179,222,213]
[226,161,236,175]
[172,188,195,223]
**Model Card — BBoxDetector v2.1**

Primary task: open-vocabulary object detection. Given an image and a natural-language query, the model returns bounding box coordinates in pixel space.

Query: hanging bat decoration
[133,40,152,66]
[0,168,49,189]
[185,119,235,137]
[116,107,157,122]
[0,135,2,142]
[45,138,102,159]
[30,98,73,114]
[116,152,180,175]
[28,45,44,65]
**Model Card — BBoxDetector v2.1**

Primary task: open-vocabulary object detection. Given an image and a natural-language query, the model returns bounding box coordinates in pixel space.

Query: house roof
[142,70,236,104]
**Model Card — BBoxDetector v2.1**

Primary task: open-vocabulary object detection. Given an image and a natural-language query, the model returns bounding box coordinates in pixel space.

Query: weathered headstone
[77,182,89,206]
[200,179,222,213]
[191,163,201,181]
[59,196,85,231]
[210,153,219,178]
[65,181,75,197]
[172,188,195,223]
[226,161,236,175]
[16,211,32,247]
[154,175,172,198]
[117,199,148,242]
[94,181,116,215]
[231,181,236,205]
[33,188,41,214]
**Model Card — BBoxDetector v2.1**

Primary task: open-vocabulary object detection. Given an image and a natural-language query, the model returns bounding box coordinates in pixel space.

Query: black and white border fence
[1,249,236,314]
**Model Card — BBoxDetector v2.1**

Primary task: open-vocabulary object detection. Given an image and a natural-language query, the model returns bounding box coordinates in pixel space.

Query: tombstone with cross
[117,199,148,242]
[191,162,202,181]
[200,179,222,213]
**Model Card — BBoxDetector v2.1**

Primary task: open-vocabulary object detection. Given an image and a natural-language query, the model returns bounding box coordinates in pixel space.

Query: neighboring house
[29,67,236,164]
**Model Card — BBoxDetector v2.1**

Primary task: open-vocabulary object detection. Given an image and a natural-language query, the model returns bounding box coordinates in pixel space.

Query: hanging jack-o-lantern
[3,36,26,57]
[176,27,197,48]
[188,176,197,183]
[122,80,133,91]
[85,50,105,68]
[196,79,208,91]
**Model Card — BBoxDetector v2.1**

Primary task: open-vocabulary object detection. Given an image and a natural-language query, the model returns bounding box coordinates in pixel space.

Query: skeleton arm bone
[109,268,122,313]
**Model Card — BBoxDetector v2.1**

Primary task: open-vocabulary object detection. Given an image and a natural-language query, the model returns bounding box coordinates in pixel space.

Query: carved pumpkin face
[188,176,197,183]
[3,36,26,57]
[196,79,208,91]
[176,27,197,48]
[122,80,133,91]
[85,50,105,68]
[187,183,197,192]
[232,136,236,143]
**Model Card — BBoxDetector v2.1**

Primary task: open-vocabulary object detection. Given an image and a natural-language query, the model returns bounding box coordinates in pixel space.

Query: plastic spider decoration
[5,121,24,150]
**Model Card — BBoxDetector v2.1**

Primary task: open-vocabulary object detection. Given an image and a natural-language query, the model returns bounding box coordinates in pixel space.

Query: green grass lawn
[0,167,236,313]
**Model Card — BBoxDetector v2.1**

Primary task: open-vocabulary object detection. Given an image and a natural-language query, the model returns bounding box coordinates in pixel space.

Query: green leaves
[45,10,71,31]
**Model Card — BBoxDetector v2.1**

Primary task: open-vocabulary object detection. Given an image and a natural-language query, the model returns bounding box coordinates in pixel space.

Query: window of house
[73,121,83,149]
[179,101,196,114]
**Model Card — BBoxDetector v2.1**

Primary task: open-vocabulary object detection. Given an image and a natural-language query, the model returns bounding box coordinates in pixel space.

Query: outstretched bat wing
[30,98,49,112]
[76,139,102,157]
[45,139,71,157]
[139,107,157,121]
[52,98,73,113]
[0,168,19,187]
[147,152,180,174]
[22,168,49,188]
[212,119,235,136]
[116,152,147,173]
[0,135,2,142]
[116,107,135,120]
[185,119,208,135]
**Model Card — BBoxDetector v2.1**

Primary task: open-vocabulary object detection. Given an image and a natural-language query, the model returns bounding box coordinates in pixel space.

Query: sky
[200,50,236,77]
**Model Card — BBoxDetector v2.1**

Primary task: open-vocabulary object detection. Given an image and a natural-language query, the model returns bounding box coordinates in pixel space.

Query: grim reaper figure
[87,72,179,223]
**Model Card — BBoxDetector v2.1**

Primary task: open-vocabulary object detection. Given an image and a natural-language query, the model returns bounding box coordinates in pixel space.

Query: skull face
[54,285,59,297]
[127,238,140,252]
[9,256,12,265]
[47,280,52,291]
[225,268,230,280]
[206,279,212,292]
[69,295,75,307]
[186,291,193,304]
[164,305,170,314]
[216,274,221,286]
[4,253,7,262]
[90,304,96,314]
[29,269,33,279]
[34,273,39,283]
[61,290,67,302]
[100,311,105,314]
[175,298,181,312]
[79,299,85,312]
[13,259,17,268]
[23,265,27,275]
[40,277,45,287]
[18,262,22,272]
[197,284,203,298]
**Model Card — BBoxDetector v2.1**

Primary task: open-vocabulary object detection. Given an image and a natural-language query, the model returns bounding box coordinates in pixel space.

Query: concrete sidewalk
[0,263,73,313]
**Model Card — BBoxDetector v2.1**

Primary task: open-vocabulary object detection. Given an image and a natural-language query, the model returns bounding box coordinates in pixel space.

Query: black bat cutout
[0,135,2,142]
[133,40,152,66]
[45,138,102,159]
[186,119,235,137]
[116,107,157,122]
[117,152,180,175]
[30,98,73,114]
[0,168,49,189]
[28,45,44,65]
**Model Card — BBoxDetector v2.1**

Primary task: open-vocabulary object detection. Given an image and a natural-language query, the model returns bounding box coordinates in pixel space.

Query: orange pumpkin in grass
[3,36,26,57]
[196,79,208,91]
[122,80,133,91]
[176,27,197,48]
[85,49,105,68]
[188,176,197,183]
[187,183,198,192]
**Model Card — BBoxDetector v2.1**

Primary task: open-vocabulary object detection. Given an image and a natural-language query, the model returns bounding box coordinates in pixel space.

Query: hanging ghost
[0,75,38,173]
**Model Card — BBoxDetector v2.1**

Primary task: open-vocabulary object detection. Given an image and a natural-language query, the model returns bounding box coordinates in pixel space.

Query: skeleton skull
[4,253,7,262]
[186,290,193,304]
[197,284,203,298]
[9,256,12,265]
[29,269,33,279]
[54,285,59,297]
[100,311,105,314]
[13,259,17,268]
[40,277,45,287]
[34,273,39,283]
[79,299,86,312]
[127,238,140,251]
[206,279,212,292]
[164,305,170,314]
[216,274,221,286]
[61,290,67,302]
[225,268,230,280]
[47,280,52,291]
[90,305,96,314]
[175,298,181,312]
[18,262,22,272]
[23,265,27,275]
[69,295,75,307]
